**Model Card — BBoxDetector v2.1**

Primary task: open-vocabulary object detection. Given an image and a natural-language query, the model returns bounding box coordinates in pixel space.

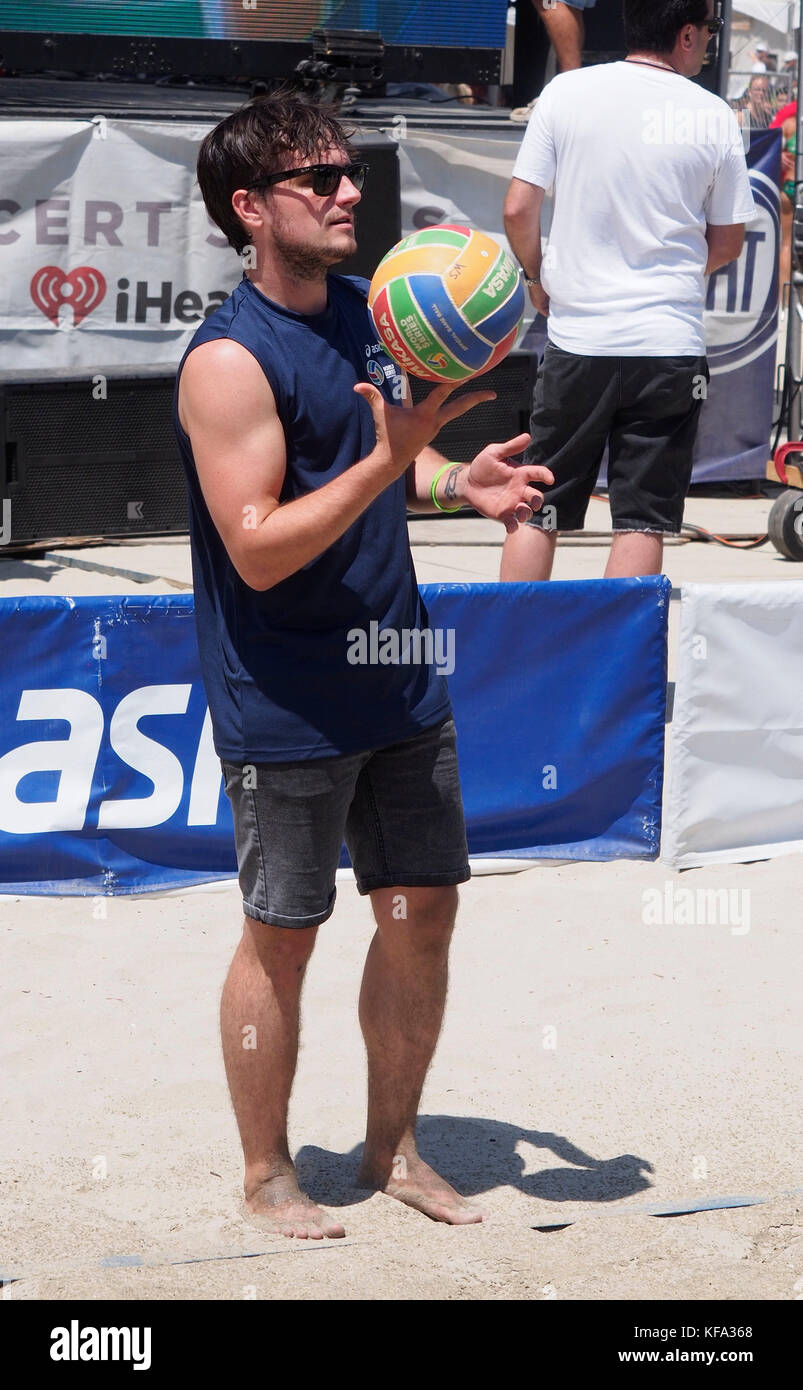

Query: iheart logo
[30,265,107,325]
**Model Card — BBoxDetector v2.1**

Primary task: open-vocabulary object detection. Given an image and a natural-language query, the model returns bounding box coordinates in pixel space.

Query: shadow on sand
[295,1115,654,1209]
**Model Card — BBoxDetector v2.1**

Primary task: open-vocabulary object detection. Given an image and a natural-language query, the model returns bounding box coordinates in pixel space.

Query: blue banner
[0,579,669,895]
[421,579,669,860]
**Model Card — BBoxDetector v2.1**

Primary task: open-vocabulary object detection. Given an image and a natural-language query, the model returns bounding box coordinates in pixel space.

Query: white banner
[663,582,803,868]
[398,125,533,333]
[0,113,775,395]
[398,127,522,240]
[0,117,240,377]
[0,116,533,378]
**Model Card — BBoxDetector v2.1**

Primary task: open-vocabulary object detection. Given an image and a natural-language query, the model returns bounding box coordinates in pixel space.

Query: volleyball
[367,224,525,383]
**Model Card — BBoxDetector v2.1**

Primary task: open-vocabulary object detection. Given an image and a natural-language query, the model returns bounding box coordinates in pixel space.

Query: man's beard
[269,215,354,282]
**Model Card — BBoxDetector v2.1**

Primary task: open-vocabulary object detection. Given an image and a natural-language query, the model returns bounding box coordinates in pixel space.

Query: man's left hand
[529,283,550,318]
[457,434,554,535]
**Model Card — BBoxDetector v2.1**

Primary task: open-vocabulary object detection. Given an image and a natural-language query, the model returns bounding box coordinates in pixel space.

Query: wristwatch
[522,270,541,287]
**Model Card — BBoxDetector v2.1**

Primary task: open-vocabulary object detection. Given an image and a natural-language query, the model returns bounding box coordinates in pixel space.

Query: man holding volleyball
[174,93,551,1239]
[502,0,755,581]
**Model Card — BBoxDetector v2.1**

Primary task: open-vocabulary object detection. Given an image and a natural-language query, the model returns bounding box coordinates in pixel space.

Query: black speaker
[409,350,537,462]
[0,351,537,549]
[336,131,401,279]
[0,375,187,548]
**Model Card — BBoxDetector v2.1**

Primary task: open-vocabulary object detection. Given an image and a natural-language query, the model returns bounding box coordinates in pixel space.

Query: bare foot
[244,1173,346,1239]
[357,1153,485,1225]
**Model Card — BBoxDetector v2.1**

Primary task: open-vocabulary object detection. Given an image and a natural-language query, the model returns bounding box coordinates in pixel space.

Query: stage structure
[512,0,730,106]
[0,0,780,550]
[0,0,506,87]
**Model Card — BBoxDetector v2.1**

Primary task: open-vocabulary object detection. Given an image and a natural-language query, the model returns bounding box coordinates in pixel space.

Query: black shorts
[524,343,709,534]
[221,717,470,929]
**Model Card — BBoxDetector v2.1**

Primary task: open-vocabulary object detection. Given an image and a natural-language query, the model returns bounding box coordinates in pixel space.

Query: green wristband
[431,462,463,513]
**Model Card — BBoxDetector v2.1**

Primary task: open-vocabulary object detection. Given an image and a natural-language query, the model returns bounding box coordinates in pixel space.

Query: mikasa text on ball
[367,224,525,383]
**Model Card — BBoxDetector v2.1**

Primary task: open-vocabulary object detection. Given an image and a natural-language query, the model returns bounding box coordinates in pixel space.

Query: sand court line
[532,1188,803,1230]
[4,1188,802,1287]
[0,1237,364,1289]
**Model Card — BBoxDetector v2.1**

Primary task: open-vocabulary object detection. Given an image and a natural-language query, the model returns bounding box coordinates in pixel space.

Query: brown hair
[197,91,352,254]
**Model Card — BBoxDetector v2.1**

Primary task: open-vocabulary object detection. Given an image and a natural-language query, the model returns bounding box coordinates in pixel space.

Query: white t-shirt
[512,62,757,355]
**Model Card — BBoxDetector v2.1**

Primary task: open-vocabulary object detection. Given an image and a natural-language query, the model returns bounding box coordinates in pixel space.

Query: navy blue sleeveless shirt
[172,272,451,762]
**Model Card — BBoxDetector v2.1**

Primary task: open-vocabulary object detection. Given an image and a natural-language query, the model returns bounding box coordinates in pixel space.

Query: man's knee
[372,885,459,940]
[242,915,318,970]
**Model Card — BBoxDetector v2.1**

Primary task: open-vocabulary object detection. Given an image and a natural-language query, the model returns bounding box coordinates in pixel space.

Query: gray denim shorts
[220,717,470,929]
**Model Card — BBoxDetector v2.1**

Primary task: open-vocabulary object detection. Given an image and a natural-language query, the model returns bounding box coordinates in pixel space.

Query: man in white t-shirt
[501,0,756,581]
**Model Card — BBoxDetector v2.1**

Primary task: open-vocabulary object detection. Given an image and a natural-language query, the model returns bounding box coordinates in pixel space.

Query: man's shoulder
[184,278,243,344]
[535,62,623,113]
[681,85,745,152]
[546,62,619,90]
[176,279,260,382]
[682,82,737,116]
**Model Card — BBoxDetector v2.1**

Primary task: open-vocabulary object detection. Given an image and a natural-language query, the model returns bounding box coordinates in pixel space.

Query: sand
[2,856,801,1301]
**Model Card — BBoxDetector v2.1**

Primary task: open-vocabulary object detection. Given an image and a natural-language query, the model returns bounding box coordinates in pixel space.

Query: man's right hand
[354,379,497,477]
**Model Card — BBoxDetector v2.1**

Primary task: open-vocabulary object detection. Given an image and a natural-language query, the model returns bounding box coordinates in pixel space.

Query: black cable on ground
[679,521,770,549]
[588,495,770,549]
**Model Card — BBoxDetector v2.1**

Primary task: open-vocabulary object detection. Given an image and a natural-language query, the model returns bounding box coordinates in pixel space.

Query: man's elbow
[225,536,276,593]
[706,228,746,273]
[503,201,519,239]
[721,231,746,265]
[234,557,274,592]
[226,501,285,591]
[504,181,536,229]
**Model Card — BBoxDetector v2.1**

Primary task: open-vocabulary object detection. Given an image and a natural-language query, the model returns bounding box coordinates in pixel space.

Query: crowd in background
[729,44,798,129]
[726,43,799,304]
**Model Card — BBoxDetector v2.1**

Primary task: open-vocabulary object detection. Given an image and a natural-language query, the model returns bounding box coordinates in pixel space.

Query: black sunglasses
[246,162,368,197]
[702,16,724,35]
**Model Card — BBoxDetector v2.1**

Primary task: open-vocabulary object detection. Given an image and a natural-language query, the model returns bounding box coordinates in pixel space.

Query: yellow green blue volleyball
[367,224,525,382]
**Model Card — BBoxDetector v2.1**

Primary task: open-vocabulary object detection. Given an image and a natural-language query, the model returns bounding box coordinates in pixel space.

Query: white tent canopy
[733,2,798,35]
